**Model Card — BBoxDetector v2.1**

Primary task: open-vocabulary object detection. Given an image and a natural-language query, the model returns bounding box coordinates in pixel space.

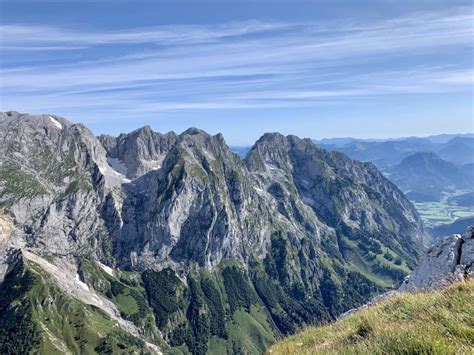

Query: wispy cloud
[0,7,473,117]
[0,21,295,48]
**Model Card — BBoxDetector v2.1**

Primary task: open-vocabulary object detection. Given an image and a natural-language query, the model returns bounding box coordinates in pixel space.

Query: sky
[0,0,473,145]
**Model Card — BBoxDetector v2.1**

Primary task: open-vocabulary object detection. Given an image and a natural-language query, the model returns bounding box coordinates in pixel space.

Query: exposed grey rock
[0,247,21,283]
[0,111,426,276]
[459,226,474,279]
[399,225,474,291]
[0,111,123,261]
[116,128,290,270]
[99,125,178,179]
[246,133,425,265]
[1,111,437,355]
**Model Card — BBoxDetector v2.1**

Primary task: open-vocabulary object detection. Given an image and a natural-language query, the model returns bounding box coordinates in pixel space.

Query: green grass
[78,259,161,344]
[268,281,474,354]
[413,195,474,229]
[114,292,139,315]
[227,305,277,354]
[341,236,408,288]
[206,337,228,355]
[0,258,149,354]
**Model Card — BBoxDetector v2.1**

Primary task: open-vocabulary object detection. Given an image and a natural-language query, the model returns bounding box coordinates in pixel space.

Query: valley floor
[412,190,474,231]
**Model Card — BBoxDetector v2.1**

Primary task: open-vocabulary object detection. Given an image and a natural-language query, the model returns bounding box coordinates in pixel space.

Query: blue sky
[0,1,473,145]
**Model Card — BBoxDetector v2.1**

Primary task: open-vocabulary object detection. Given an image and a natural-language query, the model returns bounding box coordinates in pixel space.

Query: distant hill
[425,133,474,143]
[315,137,380,147]
[404,189,442,203]
[429,216,474,238]
[315,134,474,168]
[436,137,474,165]
[462,163,474,176]
[388,152,473,199]
[314,133,474,147]
[448,192,474,207]
[319,139,435,168]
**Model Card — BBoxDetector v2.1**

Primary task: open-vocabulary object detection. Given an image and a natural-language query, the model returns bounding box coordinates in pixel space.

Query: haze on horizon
[0,0,473,145]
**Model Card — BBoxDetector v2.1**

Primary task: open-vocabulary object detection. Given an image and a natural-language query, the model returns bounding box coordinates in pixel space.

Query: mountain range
[311,134,474,214]
[235,134,474,202]
[0,111,427,354]
[314,135,474,168]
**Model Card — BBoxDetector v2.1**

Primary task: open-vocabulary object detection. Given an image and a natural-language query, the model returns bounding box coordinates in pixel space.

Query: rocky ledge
[399,225,473,291]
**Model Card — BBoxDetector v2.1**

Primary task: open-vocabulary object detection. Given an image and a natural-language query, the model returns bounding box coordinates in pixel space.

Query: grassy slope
[78,258,161,343]
[0,258,149,355]
[268,281,474,354]
[27,260,150,355]
[161,265,278,355]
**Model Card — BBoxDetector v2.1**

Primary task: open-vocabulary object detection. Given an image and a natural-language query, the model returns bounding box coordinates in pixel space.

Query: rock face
[247,134,424,246]
[399,226,473,291]
[99,126,178,179]
[0,111,127,259]
[117,128,281,270]
[0,111,426,274]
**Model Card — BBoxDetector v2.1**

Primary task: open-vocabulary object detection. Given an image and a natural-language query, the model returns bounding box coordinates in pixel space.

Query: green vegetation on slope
[269,281,474,354]
[0,161,48,204]
[142,266,277,355]
[0,257,149,355]
[139,231,384,355]
[0,257,41,354]
[78,259,162,344]
[0,230,397,355]
[0,236,406,355]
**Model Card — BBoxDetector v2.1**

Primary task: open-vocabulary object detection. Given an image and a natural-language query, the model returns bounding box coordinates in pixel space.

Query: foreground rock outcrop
[399,226,473,291]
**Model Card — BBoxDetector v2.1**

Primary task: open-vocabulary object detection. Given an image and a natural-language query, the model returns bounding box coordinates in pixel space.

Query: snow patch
[143,159,162,170]
[98,262,114,277]
[48,116,63,129]
[107,157,128,175]
[98,160,131,184]
[75,274,90,291]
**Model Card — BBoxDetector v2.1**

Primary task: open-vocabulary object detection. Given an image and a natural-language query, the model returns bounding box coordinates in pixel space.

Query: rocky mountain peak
[177,129,233,161]
[99,125,178,179]
[181,127,208,136]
